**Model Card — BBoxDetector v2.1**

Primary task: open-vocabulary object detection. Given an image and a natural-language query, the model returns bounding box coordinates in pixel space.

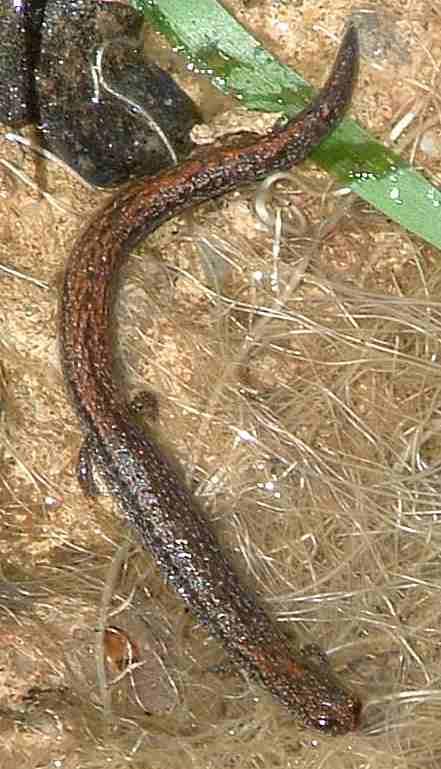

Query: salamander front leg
[129,390,160,425]
[300,643,333,671]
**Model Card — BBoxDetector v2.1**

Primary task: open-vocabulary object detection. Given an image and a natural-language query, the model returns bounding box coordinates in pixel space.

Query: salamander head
[289,653,362,735]
[255,642,362,735]
[302,687,362,735]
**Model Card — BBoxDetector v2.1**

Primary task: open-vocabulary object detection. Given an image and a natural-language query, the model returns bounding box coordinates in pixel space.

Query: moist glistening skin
[61,25,361,735]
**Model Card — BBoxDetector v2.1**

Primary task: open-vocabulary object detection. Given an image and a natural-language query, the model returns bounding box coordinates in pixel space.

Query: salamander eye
[318,714,347,735]
[307,695,362,735]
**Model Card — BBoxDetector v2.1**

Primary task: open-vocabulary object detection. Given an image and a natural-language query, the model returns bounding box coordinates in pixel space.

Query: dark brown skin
[61,26,361,734]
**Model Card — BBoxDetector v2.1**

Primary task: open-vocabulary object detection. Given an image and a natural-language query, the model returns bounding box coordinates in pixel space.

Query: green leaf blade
[133,0,441,250]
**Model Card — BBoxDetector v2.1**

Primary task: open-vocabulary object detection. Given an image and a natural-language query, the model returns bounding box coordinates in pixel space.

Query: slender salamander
[61,25,361,734]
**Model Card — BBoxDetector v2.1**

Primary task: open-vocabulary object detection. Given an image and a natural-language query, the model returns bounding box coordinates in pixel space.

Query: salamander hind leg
[300,643,333,672]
